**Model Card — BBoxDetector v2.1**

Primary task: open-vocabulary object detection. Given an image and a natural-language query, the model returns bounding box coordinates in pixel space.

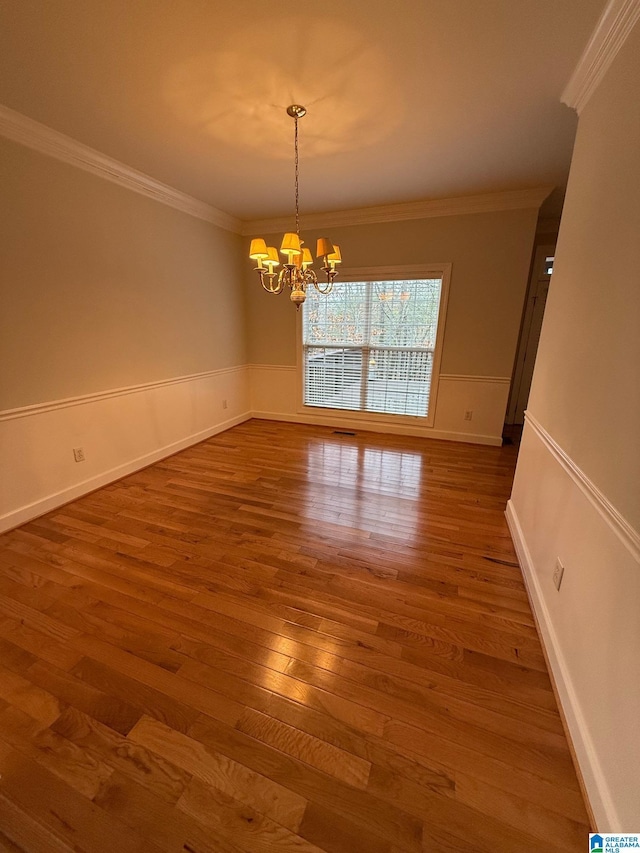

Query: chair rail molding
[525,411,640,561]
[439,374,510,384]
[562,0,640,113]
[0,103,241,233]
[0,366,247,421]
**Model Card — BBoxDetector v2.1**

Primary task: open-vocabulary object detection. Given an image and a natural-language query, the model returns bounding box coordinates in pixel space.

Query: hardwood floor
[0,419,590,852]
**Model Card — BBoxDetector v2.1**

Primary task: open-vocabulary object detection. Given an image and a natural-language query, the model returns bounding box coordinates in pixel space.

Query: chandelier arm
[314,280,334,295]
[258,270,285,294]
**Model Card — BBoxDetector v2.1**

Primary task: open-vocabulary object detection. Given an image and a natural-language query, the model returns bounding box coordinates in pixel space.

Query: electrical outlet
[553,558,565,591]
[222,399,228,410]
[73,447,85,463]
[464,410,473,421]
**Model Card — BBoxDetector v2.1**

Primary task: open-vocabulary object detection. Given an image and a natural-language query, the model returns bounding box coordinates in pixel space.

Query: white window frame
[296,263,451,429]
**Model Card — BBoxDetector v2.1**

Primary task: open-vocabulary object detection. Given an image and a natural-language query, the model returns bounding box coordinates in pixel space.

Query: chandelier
[249,105,342,308]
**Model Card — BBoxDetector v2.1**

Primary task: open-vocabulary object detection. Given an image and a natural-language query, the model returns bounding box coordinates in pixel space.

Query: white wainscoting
[249,364,510,445]
[0,367,251,533]
[507,414,640,830]
[1,364,511,533]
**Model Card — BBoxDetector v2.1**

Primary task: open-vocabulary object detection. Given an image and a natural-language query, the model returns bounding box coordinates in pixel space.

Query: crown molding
[0,104,242,233]
[241,187,552,236]
[0,102,553,237]
[562,0,640,114]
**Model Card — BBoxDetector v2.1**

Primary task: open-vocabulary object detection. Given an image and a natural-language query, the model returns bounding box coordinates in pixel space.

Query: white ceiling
[0,0,605,221]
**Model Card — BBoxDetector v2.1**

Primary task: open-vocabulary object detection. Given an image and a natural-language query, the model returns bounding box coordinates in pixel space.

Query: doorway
[506,244,555,425]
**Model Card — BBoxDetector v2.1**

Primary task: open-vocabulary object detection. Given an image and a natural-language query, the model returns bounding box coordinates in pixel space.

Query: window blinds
[303,278,443,418]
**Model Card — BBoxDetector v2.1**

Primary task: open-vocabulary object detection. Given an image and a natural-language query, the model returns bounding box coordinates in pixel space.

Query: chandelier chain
[294,116,300,236]
[249,105,340,308]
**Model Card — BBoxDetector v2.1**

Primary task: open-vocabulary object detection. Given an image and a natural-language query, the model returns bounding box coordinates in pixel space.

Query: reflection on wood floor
[0,419,591,852]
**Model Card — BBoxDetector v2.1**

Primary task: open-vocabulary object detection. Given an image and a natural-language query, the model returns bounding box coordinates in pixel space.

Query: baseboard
[0,412,251,534]
[251,410,503,446]
[505,499,614,830]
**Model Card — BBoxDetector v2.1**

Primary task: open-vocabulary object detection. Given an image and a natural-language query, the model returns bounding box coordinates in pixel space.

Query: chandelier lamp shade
[249,105,342,308]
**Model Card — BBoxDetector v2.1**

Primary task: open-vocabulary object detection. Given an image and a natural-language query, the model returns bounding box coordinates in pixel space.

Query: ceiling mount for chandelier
[249,105,342,308]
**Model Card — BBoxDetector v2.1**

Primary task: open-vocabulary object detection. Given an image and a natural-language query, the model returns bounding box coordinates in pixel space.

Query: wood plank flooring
[0,419,591,852]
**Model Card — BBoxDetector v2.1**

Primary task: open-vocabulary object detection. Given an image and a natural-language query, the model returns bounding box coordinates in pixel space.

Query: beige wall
[0,137,246,410]
[509,21,640,829]
[0,136,250,530]
[527,24,640,528]
[245,208,538,377]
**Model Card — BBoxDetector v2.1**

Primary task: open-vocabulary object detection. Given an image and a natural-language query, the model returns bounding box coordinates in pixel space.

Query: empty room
[0,1,638,851]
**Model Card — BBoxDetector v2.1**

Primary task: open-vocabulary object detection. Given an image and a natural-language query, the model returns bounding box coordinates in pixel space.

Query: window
[302,272,448,419]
